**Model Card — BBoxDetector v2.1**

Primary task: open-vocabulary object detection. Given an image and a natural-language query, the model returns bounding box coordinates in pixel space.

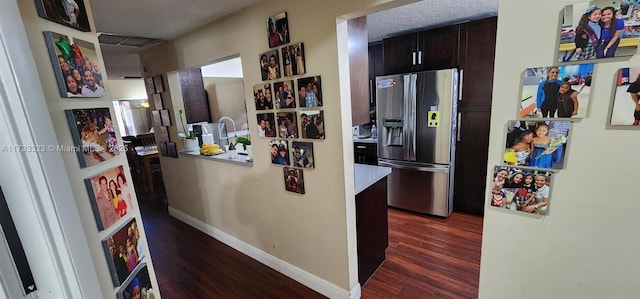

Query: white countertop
[353,136,377,144]
[354,164,391,195]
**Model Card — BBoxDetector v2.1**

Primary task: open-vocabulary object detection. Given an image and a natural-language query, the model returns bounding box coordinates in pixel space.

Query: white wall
[203,77,248,128]
[479,1,640,298]
[109,79,147,100]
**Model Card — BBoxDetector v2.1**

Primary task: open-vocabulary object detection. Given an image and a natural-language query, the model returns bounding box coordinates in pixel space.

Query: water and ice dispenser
[382,118,404,146]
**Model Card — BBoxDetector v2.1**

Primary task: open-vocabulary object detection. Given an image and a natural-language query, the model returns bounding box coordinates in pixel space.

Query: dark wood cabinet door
[453,107,491,215]
[459,17,497,106]
[178,68,211,123]
[369,43,385,79]
[417,25,459,71]
[383,33,416,75]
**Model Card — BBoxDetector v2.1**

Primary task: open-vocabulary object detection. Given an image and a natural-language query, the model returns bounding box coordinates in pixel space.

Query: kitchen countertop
[354,163,391,195]
[353,136,377,144]
[180,149,253,167]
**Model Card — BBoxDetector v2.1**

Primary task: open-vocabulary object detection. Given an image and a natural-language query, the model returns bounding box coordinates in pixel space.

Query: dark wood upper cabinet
[383,33,416,75]
[348,16,370,126]
[178,68,211,123]
[458,17,497,106]
[383,25,459,75]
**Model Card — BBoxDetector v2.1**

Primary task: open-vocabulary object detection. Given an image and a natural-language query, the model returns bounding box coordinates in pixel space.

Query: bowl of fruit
[200,143,224,156]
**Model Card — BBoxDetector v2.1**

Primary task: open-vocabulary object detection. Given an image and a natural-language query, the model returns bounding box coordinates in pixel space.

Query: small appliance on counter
[193,122,227,147]
[352,125,372,139]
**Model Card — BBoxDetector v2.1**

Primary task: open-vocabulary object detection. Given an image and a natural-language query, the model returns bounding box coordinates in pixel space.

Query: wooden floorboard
[134,180,483,299]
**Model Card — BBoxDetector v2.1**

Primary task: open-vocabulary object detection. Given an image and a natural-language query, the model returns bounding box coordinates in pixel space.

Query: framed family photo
[300,110,325,140]
[502,120,571,170]
[283,167,305,194]
[35,0,91,32]
[260,50,281,81]
[267,12,290,48]
[101,219,143,286]
[253,83,274,110]
[609,67,640,126]
[276,112,298,138]
[281,43,305,77]
[65,108,120,168]
[490,166,553,216]
[144,77,155,95]
[519,64,593,119]
[257,113,276,137]
[116,263,155,299]
[297,76,322,107]
[558,1,640,63]
[84,165,132,231]
[153,74,164,93]
[269,140,289,166]
[273,80,296,108]
[152,94,163,110]
[291,141,314,169]
[44,31,106,98]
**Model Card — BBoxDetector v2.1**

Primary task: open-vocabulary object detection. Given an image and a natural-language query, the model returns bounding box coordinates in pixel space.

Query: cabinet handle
[356,146,367,149]
[412,52,416,65]
[418,51,422,65]
[457,112,462,142]
[458,69,464,101]
[369,80,374,105]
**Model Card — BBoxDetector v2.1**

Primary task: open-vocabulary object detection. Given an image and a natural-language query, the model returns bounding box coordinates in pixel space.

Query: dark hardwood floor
[135,179,482,299]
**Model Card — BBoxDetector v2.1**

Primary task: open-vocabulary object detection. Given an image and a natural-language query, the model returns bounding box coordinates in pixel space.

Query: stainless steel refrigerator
[376,69,459,217]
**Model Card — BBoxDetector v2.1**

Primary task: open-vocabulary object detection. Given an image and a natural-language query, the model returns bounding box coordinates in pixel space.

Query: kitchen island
[354,163,391,285]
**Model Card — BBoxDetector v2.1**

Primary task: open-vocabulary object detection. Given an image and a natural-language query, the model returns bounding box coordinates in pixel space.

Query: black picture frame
[167,142,178,158]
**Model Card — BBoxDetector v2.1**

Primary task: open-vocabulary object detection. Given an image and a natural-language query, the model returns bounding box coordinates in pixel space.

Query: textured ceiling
[367,0,499,42]
[93,0,499,79]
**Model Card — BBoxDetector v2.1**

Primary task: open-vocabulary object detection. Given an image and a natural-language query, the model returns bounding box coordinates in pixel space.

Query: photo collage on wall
[145,74,174,157]
[36,2,156,297]
[495,1,640,217]
[255,11,323,194]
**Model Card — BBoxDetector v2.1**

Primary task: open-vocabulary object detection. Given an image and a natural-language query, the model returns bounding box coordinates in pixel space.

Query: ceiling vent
[98,33,162,48]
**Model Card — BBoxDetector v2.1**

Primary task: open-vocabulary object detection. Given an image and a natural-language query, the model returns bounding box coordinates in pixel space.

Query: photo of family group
[291,141,314,169]
[503,120,571,170]
[66,108,120,168]
[300,110,325,139]
[45,32,106,98]
[267,12,290,48]
[520,64,593,118]
[490,166,553,215]
[269,140,290,165]
[102,219,145,286]
[610,67,640,126]
[276,112,298,138]
[281,43,305,76]
[85,165,133,231]
[273,80,296,108]
[257,113,276,137]
[297,76,323,107]
[490,166,552,215]
[253,83,274,110]
[283,167,305,194]
[259,50,281,81]
[35,0,91,32]
[558,1,640,62]
[116,264,154,299]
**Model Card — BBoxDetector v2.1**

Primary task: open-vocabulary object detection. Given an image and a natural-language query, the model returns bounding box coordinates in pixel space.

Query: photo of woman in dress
[610,67,640,126]
[503,120,570,170]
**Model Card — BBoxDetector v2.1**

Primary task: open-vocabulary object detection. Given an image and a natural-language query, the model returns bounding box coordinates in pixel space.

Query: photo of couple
[35,0,91,32]
[490,166,553,216]
[520,64,593,119]
[558,1,640,62]
[283,167,305,194]
[102,219,145,286]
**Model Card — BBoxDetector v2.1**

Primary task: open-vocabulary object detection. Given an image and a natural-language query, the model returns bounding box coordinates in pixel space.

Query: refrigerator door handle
[457,112,462,142]
[458,69,463,102]
[378,159,449,173]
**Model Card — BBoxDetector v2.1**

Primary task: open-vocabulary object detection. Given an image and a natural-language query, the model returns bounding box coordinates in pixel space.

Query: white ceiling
[92,0,499,79]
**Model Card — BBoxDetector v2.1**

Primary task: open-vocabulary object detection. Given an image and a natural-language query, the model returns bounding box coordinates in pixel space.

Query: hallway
[137,185,482,298]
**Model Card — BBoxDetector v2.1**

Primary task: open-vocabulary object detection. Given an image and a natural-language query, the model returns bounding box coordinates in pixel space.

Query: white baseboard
[168,206,360,299]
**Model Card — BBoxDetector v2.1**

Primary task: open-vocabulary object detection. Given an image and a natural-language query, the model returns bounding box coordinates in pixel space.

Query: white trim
[0,1,100,298]
[168,206,358,299]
